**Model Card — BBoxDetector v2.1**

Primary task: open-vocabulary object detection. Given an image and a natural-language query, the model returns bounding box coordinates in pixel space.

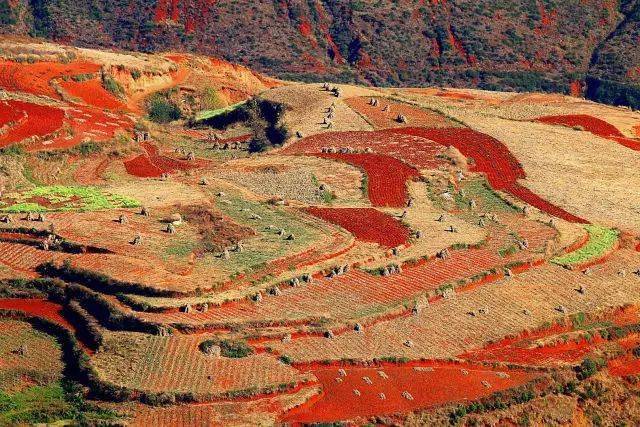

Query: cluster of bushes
[586,76,640,110]
[195,98,289,153]
[199,338,255,358]
[147,91,182,123]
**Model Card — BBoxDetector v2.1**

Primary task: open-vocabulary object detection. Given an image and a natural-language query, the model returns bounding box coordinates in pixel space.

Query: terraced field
[2,40,640,425]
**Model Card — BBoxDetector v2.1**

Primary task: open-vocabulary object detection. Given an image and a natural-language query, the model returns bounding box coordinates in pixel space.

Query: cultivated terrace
[1,38,640,425]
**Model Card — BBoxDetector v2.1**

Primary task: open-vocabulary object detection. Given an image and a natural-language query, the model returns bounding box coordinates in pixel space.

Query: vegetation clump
[199,339,254,358]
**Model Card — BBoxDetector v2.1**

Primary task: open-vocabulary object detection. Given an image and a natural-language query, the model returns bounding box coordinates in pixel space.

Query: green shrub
[148,94,181,124]
[199,339,254,358]
[101,75,124,97]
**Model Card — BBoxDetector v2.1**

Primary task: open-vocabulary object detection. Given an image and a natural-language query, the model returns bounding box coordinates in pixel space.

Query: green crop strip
[552,225,619,268]
[0,186,140,213]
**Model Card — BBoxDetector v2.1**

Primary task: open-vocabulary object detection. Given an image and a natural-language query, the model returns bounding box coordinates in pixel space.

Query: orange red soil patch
[124,142,203,177]
[0,100,65,148]
[306,207,409,248]
[28,106,132,151]
[0,298,75,332]
[281,362,537,424]
[59,79,126,110]
[537,114,640,152]
[608,355,640,377]
[0,60,100,99]
[315,153,420,207]
[345,97,452,129]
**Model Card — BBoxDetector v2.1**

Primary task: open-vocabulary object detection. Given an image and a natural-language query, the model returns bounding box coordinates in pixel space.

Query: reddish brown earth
[59,79,126,110]
[344,97,453,129]
[0,100,65,148]
[0,60,101,99]
[305,207,410,248]
[124,141,203,177]
[537,114,640,151]
[0,298,75,332]
[315,153,420,208]
[281,362,538,424]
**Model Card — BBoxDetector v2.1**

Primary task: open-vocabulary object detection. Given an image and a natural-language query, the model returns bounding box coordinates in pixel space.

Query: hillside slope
[1,0,639,107]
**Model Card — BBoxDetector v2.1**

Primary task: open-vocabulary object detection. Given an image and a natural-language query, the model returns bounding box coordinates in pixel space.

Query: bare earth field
[1,38,640,425]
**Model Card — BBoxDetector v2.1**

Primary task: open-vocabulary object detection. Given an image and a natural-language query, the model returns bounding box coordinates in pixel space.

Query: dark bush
[148,93,182,123]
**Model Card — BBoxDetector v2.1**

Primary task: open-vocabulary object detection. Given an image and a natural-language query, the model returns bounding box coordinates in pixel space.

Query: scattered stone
[354,323,363,333]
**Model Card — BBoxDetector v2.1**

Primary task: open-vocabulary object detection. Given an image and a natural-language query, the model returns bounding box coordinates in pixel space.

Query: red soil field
[0,60,100,99]
[306,207,410,248]
[282,129,445,170]
[0,100,26,128]
[315,153,420,207]
[124,141,202,177]
[59,79,126,110]
[462,307,640,366]
[608,355,640,377]
[537,114,640,152]
[28,106,132,151]
[0,100,65,148]
[345,97,452,129]
[0,298,75,332]
[281,362,537,424]
[391,127,588,223]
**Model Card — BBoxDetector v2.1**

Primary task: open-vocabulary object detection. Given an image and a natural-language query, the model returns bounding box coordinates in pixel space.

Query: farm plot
[551,225,619,269]
[267,249,640,362]
[315,153,420,208]
[282,129,445,171]
[306,207,410,248]
[0,186,140,213]
[0,318,64,384]
[282,362,537,424]
[217,155,367,205]
[391,127,588,223]
[92,331,311,397]
[137,217,552,327]
[0,100,65,148]
[59,79,126,110]
[536,114,640,151]
[127,386,318,426]
[455,114,640,233]
[29,105,133,151]
[0,59,101,99]
[124,142,205,178]
[344,96,455,129]
[0,299,77,333]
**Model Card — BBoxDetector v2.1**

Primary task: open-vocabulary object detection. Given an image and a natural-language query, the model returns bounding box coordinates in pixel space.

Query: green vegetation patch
[199,339,254,358]
[208,191,323,277]
[462,178,519,212]
[552,225,619,268]
[195,101,246,122]
[0,186,140,213]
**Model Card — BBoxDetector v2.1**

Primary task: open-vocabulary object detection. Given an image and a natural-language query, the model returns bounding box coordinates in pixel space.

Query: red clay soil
[59,79,126,110]
[124,141,202,178]
[306,207,410,248]
[0,60,100,99]
[315,153,420,207]
[0,100,65,148]
[0,100,26,128]
[537,114,640,151]
[391,127,588,223]
[282,129,445,170]
[28,105,132,151]
[0,298,75,332]
[608,354,640,377]
[281,361,537,424]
